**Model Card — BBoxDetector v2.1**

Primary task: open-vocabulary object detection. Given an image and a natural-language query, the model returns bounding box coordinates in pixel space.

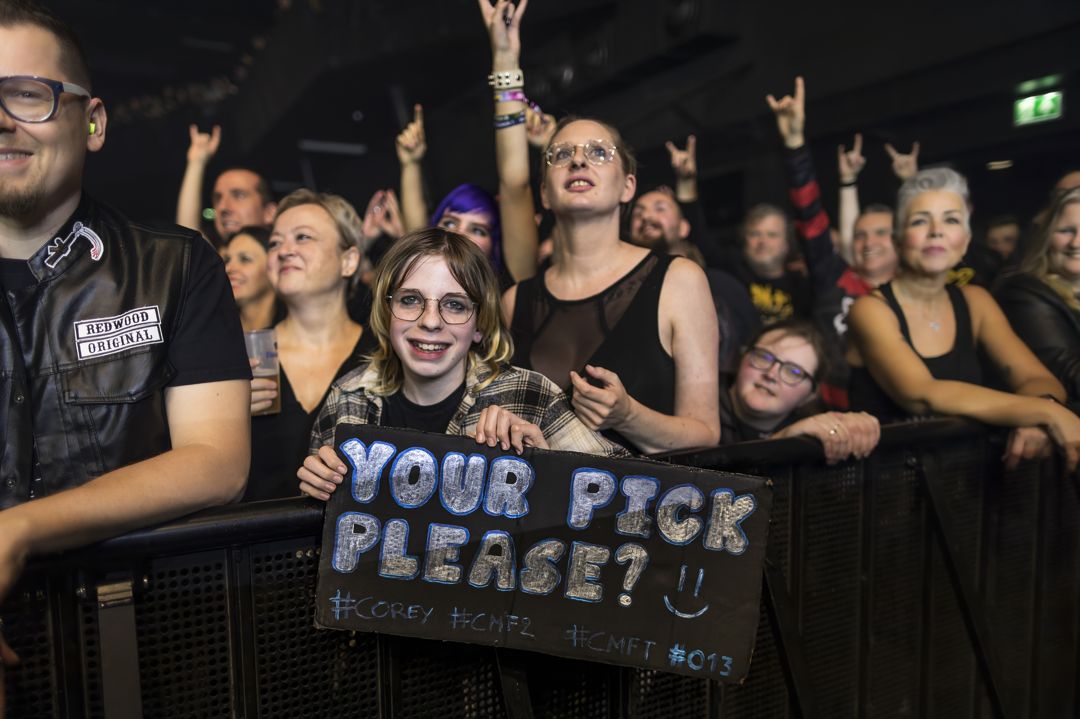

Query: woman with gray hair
[846,168,1080,473]
[244,189,374,500]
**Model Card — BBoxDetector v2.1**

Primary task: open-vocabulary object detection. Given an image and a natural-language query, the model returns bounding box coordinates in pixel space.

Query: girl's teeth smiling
[411,340,448,352]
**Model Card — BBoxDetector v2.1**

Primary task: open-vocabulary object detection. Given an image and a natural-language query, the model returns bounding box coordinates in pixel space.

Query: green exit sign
[1014,91,1063,126]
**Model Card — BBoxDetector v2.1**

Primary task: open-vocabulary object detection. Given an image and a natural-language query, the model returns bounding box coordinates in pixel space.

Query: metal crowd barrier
[1,418,1075,718]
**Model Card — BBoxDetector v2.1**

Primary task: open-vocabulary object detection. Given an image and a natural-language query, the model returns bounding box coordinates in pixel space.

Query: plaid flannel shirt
[310,361,631,458]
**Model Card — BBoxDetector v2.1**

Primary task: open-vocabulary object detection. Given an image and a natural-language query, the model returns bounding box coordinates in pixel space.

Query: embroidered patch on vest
[44,221,105,269]
[73,306,163,360]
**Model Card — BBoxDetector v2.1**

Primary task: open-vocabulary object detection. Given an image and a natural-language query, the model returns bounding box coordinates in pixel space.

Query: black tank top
[849,282,983,421]
[511,252,676,452]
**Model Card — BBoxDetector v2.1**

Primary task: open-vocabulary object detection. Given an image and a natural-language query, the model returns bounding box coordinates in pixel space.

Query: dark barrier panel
[2,418,1076,718]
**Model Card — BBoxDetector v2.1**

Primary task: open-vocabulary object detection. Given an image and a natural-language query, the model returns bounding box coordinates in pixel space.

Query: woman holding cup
[244,189,373,501]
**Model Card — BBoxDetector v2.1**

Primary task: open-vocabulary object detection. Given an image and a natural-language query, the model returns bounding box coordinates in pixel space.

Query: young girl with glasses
[298,228,627,501]
[481,0,721,455]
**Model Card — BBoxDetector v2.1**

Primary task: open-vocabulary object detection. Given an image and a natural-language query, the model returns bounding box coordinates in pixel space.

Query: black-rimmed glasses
[0,75,91,123]
[387,292,477,324]
[544,140,618,167]
[746,347,815,388]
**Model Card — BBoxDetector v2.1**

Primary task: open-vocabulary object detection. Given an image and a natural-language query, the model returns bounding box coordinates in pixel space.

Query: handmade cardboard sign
[315,425,772,682]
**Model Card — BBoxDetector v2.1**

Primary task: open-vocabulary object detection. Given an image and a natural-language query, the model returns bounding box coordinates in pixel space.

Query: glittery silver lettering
[568,469,616,529]
[389,448,438,508]
[467,531,516,590]
[379,519,418,579]
[423,523,469,584]
[331,512,380,573]
[339,439,396,503]
[440,453,486,515]
[564,542,611,603]
[519,539,566,595]
[484,457,534,518]
[656,485,705,545]
[704,489,756,554]
[616,476,659,538]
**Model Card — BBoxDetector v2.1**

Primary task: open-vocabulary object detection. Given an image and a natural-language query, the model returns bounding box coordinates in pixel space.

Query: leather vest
[0,196,192,508]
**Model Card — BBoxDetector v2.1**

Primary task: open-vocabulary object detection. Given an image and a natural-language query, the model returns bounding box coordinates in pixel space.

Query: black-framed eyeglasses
[544,140,618,167]
[746,347,815,388]
[387,291,477,325]
[0,75,91,123]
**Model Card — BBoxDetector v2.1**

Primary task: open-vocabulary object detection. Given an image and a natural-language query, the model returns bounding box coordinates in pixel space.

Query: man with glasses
[0,1,251,702]
[721,319,880,463]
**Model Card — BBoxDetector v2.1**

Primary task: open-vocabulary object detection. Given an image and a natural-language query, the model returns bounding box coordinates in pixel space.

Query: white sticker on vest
[44,221,104,269]
[74,306,164,359]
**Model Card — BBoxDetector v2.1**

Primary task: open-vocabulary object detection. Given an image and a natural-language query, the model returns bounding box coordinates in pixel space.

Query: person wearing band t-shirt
[0,2,251,700]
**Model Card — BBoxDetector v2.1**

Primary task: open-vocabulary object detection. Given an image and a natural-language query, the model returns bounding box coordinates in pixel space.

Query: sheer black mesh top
[510,252,676,452]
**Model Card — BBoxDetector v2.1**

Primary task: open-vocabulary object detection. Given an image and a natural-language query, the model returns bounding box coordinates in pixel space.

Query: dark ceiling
[55,0,1080,237]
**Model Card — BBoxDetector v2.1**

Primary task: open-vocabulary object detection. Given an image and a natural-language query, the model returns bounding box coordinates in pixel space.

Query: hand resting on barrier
[770,410,880,465]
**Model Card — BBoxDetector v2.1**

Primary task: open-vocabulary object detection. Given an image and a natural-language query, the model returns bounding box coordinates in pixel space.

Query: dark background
[59,0,1080,241]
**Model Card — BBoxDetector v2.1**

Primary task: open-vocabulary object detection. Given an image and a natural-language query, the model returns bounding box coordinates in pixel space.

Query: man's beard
[631,223,669,251]
[0,183,44,220]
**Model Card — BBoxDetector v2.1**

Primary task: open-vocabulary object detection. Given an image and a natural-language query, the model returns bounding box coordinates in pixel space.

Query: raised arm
[767,77,846,287]
[667,135,698,203]
[176,124,221,231]
[480,0,539,281]
[396,104,430,233]
[0,379,250,601]
[569,258,721,453]
[848,294,1080,470]
[885,141,920,183]
[837,133,865,266]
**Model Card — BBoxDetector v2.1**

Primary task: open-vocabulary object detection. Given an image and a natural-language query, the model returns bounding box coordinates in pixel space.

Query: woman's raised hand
[479,0,529,68]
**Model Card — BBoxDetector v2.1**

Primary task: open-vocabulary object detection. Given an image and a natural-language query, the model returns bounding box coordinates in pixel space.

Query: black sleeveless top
[511,252,676,453]
[849,282,983,422]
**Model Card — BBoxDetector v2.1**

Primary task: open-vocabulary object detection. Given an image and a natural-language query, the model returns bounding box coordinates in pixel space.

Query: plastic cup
[245,329,281,416]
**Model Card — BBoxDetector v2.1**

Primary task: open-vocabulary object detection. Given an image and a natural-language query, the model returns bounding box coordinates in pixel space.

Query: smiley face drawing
[663,564,709,619]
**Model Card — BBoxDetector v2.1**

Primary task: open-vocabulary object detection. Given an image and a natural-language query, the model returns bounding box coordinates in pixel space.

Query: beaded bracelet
[494,110,526,129]
[488,69,524,89]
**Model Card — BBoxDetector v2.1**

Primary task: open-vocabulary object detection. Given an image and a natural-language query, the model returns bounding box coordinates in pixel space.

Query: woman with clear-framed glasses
[479,0,721,454]
[722,319,880,464]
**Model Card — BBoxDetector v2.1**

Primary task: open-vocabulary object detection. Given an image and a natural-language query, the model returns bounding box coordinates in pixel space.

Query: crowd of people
[164,0,1080,499]
[1,0,1079,704]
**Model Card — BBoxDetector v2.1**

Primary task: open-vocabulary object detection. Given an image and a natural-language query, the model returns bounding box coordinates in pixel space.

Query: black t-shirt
[381,381,467,434]
[167,236,253,386]
[742,268,811,326]
[1,238,250,387]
